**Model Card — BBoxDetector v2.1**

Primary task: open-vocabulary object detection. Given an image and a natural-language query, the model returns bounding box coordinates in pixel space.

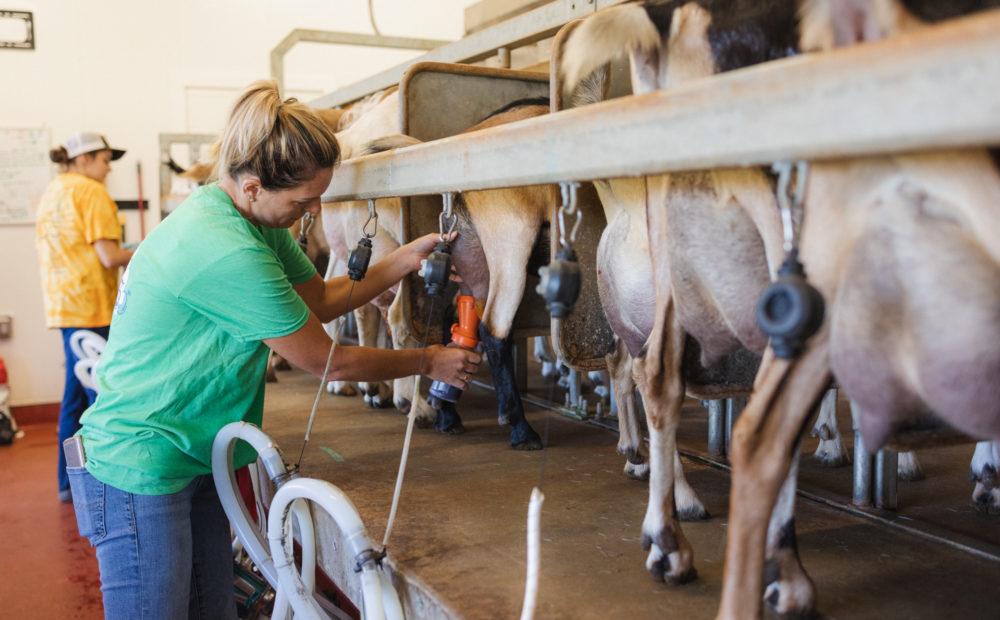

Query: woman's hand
[422,344,481,389]
[399,231,458,272]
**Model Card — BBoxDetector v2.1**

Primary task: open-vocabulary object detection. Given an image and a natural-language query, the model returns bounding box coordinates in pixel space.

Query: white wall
[0,0,474,405]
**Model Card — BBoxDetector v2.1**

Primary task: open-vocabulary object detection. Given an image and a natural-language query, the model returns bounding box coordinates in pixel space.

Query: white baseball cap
[64,131,126,161]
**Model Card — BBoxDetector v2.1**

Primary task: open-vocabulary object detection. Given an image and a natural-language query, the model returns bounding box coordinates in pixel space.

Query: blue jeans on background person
[58,326,109,497]
[67,468,237,620]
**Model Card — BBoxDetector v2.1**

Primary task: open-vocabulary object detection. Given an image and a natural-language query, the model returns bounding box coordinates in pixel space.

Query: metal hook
[362,199,378,239]
[299,212,315,237]
[560,182,579,216]
[439,192,457,241]
[557,182,582,248]
[772,161,809,253]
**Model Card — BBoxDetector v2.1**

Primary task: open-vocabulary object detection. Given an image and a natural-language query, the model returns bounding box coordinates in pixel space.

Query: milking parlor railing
[322,9,1000,203]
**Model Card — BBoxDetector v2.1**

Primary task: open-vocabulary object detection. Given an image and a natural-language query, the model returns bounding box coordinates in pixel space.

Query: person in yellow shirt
[35,131,134,502]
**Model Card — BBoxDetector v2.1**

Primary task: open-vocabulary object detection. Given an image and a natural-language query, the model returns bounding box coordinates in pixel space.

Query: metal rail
[309,0,625,109]
[482,380,1000,565]
[323,9,1000,202]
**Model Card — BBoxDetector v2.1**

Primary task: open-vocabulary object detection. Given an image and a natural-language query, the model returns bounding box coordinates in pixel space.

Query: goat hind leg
[634,302,695,584]
[811,388,850,467]
[673,450,708,521]
[763,453,816,618]
[480,327,542,450]
[354,304,393,408]
[606,338,648,480]
[719,338,831,620]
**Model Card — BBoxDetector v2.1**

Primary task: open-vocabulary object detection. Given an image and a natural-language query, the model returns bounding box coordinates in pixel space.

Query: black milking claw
[420,241,452,296]
[756,250,825,359]
[536,247,581,319]
[347,238,372,281]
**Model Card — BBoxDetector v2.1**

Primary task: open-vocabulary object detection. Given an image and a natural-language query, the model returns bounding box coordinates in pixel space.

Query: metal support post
[851,401,873,507]
[707,400,725,457]
[875,449,899,510]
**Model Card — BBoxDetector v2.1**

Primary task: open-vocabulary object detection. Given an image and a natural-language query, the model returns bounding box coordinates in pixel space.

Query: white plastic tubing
[212,421,403,620]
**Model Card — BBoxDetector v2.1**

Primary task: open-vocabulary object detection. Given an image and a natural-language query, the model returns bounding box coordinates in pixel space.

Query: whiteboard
[0,126,51,225]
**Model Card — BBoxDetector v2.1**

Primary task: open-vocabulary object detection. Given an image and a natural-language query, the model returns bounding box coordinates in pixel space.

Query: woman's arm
[263,312,480,388]
[293,232,450,323]
[93,238,133,268]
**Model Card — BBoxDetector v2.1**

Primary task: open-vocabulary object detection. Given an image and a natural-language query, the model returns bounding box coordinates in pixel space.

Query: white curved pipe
[295,499,317,595]
[268,477,403,620]
[269,499,319,620]
[379,570,405,619]
[69,330,105,392]
[212,422,294,589]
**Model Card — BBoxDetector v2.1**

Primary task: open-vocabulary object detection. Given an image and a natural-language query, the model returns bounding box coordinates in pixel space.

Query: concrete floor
[5,362,994,619]
[0,421,104,619]
[261,365,1000,620]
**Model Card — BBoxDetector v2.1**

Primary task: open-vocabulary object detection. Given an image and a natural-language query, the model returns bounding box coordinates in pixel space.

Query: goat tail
[559,3,659,100]
[356,134,423,158]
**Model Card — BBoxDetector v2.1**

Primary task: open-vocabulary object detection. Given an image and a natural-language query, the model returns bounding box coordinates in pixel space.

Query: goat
[720,1,1000,618]
[418,100,556,448]
[326,93,552,448]
[559,0,808,585]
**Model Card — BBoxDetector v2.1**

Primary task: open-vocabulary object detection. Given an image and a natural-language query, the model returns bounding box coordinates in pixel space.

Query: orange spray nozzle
[450,295,480,350]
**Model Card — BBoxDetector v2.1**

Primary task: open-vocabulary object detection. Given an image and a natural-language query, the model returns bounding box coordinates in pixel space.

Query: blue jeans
[58,326,109,492]
[67,468,237,620]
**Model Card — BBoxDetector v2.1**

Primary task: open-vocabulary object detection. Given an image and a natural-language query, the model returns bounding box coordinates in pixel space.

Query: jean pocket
[67,467,106,544]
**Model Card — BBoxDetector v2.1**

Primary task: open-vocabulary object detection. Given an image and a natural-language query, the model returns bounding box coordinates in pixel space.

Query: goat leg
[719,335,831,620]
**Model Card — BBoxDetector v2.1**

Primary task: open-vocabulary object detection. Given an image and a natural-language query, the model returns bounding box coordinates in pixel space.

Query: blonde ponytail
[217,79,340,189]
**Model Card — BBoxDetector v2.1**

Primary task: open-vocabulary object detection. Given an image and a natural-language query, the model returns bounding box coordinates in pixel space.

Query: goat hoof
[624,461,650,481]
[812,452,851,468]
[763,586,820,620]
[643,541,697,585]
[973,483,1000,515]
[677,504,710,522]
[394,398,411,415]
[414,415,434,429]
[326,381,357,396]
[897,468,925,482]
[364,394,392,409]
[434,410,465,435]
[509,424,542,450]
[511,437,542,451]
[271,357,291,371]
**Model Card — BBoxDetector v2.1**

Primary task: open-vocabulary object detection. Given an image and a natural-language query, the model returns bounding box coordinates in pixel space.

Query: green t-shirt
[79,183,317,495]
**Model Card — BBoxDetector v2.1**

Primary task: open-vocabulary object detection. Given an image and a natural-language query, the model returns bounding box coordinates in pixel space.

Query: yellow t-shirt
[35,173,122,328]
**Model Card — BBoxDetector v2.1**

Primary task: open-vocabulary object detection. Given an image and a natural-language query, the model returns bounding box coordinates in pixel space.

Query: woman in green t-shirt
[67,79,480,619]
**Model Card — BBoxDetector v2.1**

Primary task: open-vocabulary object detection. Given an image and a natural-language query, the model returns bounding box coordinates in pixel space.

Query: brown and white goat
[559,0,804,585]
[410,100,557,447]
[720,1,1000,618]
[320,88,425,409]
[326,92,553,448]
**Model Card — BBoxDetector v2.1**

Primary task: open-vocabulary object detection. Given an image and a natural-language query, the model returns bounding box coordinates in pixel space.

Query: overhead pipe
[271,29,451,97]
